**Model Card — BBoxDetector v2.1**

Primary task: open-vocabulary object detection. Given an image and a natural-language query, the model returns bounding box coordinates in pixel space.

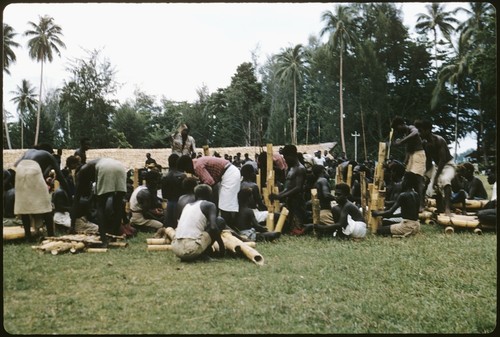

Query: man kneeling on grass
[371,172,420,237]
[171,184,225,262]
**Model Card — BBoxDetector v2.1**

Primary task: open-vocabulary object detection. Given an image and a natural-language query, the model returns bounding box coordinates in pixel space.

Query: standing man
[415,119,456,216]
[269,145,309,235]
[71,158,127,246]
[391,116,427,212]
[14,145,72,240]
[171,184,226,262]
[74,137,91,164]
[170,123,196,157]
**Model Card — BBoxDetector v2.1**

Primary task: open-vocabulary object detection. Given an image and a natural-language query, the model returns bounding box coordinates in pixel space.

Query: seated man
[171,184,226,262]
[129,170,164,232]
[371,172,420,237]
[314,183,367,239]
[311,164,335,226]
[477,168,496,227]
[235,188,280,242]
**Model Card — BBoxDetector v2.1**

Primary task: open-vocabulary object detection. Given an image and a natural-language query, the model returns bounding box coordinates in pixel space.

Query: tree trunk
[454,85,459,159]
[293,76,297,145]
[3,104,12,149]
[339,40,346,154]
[34,60,44,146]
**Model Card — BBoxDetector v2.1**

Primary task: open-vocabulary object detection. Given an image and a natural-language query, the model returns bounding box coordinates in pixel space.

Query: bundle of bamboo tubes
[31,233,128,254]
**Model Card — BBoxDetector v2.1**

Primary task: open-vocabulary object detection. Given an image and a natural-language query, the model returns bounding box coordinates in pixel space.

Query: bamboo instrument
[274,207,289,233]
[346,164,353,187]
[147,244,172,251]
[335,165,342,184]
[146,238,168,245]
[368,142,387,234]
[70,242,86,253]
[221,231,264,265]
[436,214,480,228]
[273,186,280,211]
[266,212,275,232]
[360,171,367,220]
[133,168,139,190]
[165,227,176,241]
[256,169,261,194]
[50,242,74,255]
[3,226,34,240]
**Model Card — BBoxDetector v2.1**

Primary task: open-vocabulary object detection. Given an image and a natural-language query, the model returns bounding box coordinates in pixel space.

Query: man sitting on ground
[171,184,226,262]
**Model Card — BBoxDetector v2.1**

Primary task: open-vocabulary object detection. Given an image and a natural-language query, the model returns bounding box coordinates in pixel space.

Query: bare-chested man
[415,119,455,216]
[372,172,420,237]
[269,144,310,235]
[391,116,426,212]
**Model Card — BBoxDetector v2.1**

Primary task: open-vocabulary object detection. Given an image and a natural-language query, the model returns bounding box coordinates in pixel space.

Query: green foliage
[3,226,496,334]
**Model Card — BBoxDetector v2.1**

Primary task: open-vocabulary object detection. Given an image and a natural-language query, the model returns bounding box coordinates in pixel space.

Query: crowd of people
[3,119,496,262]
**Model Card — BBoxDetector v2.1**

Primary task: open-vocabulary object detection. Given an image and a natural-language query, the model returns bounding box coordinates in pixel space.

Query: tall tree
[415,3,458,72]
[431,30,471,160]
[24,15,66,145]
[3,23,21,149]
[320,5,357,154]
[274,44,309,145]
[10,79,38,149]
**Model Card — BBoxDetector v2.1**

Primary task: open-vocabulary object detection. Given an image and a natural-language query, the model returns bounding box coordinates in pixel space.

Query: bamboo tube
[221,231,264,265]
[51,242,74,255]
[266,212,275,231]
[236,242,264,266]
[256,169,261,194]
[147,244,172,251]
[146,238,168,245]
[53,179,60,191]
[444,226,454,235]
[70,242,86,253]
[38,241,65,251]
[335,165,342,184]
[3,226,32,240]
[368,142,386,234]
[262,187,270,206]
[437,214,480,228]
[346,164,353,187]
[86,248,108,253]
[108,242,128,248]
[360,171,367,220]
[273,186,280,211]
[165,227,176,241]
[274,207,289,233]
[203,145,210,156]
[133,168,139,190]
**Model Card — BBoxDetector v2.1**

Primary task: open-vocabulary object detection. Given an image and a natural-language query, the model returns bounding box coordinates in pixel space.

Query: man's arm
[200,201,225,254]
[270,166,306,201]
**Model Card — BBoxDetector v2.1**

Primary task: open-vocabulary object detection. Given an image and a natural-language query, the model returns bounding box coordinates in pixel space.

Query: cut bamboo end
[274,207,289,233]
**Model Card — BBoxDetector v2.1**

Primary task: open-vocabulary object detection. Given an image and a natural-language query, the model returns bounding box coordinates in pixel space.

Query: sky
[2,2,477,152]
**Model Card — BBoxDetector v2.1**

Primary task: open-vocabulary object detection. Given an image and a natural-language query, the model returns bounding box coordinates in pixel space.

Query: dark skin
[313,170,335,210]
[392,123,426,211]
[235,192,280,242]
[197,200,225,257]
[314,185,364,237]
[418,126,454,216]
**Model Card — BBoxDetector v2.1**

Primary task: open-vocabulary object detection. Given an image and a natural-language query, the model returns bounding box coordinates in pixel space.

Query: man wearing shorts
[391,116,427,212]
[171,184,225,262]
[372,172,420,237]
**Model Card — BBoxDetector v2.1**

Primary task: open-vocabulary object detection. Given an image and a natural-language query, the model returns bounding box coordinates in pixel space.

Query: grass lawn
[3,220,497,334]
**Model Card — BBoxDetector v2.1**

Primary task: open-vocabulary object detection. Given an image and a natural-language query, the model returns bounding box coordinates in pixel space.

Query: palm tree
[3,23,21,149]
[320,5,357,155]
[415,3,459,72]
[24,15,66,145]
[274,44,310,145]
[431,30,470,160]
[10,79,38,149]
